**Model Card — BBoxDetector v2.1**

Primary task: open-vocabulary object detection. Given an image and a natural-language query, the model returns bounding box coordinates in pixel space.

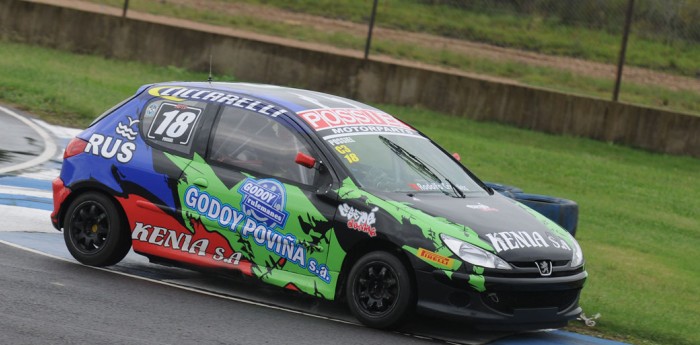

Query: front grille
[487,265,584,278]
[481,289,580,314]
[510,260,570,268]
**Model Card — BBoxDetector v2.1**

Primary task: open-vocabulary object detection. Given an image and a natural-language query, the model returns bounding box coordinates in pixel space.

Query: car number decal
[146,103,202,145]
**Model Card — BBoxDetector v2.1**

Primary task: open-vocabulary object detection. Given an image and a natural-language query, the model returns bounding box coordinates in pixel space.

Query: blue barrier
[485,182,578,237]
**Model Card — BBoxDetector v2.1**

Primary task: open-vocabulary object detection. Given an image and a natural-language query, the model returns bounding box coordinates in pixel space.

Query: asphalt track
[0,105,626,345]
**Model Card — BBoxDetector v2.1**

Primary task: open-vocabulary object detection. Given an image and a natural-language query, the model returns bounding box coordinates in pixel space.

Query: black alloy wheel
[63,192,131,266]
[347,251,414,329]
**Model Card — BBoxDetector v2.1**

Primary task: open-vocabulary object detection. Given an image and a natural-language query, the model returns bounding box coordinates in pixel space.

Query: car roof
[148,81,378,114]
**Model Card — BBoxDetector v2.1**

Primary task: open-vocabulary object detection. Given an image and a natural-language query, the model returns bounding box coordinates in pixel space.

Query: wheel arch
[335,237,416,299]
[57,181,127,231]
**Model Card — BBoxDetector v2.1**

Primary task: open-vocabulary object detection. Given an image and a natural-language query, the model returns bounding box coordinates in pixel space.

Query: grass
[370,39,700,114]
[0,41,698,345]
[386,104,700,345]
[78,0,700,116]
[242,0,700,77]
[90,0,700,77]
[0,42,233,127]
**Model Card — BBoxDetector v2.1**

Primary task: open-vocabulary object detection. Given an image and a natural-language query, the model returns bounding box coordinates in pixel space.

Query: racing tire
[346,251,415,329]
[63,192,131,267]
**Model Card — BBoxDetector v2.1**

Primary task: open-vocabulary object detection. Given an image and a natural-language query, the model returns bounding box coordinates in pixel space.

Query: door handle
[298,240,324,252]
[193,177,208,188]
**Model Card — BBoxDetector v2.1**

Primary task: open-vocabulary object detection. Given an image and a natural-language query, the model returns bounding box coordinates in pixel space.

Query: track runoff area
[0,105,626,345]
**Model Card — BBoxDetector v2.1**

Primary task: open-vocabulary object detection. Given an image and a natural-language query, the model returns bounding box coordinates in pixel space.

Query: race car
[51,82,586,330]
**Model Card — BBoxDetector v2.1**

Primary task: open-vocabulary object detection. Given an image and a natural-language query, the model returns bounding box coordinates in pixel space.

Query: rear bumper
[414,269,587,330]
[51,177,70,230]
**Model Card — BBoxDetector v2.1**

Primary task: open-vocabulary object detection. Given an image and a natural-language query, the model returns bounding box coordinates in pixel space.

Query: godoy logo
[239,178,289,229]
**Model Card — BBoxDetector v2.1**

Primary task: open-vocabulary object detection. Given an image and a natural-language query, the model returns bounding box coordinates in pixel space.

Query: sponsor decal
[324,125,417,138]
[185,186,246,232]
[239,178,289,230]
[84,115,140,163]
[84,134,135,163]
[485,231,572,253]
[145,103,158,118]
[131,222,243,265]
[465,203,498,212]
[116,116,139,140]
[184,183,330,283]
[299,108,411,131]
[408,182,470,192]
[337,203,378,237]
[417,248,454,269]
[131,222,205,257]
[326,136,355,145]
[306,258,331,284]
[148,86,288,118]
[240,218,306,269]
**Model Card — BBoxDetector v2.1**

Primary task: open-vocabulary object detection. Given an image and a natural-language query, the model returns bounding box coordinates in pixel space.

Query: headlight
[440,234,512,270]
[571,238,584,267]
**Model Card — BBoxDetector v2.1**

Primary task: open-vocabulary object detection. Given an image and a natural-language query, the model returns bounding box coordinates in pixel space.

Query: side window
[141,98,207,154]
[209,107,317,185]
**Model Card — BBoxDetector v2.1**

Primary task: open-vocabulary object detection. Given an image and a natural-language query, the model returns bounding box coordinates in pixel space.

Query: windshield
[322,132,487,196]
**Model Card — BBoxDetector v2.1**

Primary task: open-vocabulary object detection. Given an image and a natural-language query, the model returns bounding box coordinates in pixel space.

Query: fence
[116,0,700,116]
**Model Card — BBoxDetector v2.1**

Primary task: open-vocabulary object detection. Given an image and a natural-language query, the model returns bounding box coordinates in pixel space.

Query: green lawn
[1,41,698,345]
[92,0,700,77]
[78,0,700,116]
[0,42,231,127]
[385,104,700,345]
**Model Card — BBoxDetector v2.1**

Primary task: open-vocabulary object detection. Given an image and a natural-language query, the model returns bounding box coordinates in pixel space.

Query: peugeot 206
[52,82,586,329]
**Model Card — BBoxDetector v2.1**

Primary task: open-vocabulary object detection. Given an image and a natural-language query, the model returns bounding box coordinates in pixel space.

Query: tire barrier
[485,182,578,237]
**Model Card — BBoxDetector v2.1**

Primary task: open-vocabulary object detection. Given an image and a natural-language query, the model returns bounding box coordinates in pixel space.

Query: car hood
[375,190,577,263]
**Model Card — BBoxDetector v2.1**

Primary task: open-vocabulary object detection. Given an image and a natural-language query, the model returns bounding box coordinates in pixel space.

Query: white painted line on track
[0,105,58,174]
[33,118,81,140]
[0,206,54,233]
[0,186,53,198]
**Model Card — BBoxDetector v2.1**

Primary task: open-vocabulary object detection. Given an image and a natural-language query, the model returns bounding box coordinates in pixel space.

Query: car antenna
[207,53,213,84]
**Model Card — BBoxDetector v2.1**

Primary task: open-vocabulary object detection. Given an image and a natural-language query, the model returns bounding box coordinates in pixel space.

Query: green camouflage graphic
[167,153,346,299]
[337,178,493,292]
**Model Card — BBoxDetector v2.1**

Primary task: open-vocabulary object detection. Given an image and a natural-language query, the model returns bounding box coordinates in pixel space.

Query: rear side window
[141,98,207,154]
[89,95,136,127]
[209,107,317,185]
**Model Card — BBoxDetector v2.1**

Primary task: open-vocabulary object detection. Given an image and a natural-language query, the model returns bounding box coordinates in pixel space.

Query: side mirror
[295,152,316,169]
[452,152,461,161]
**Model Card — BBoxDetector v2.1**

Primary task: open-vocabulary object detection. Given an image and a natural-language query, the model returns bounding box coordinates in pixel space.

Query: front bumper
[414,268,587,330]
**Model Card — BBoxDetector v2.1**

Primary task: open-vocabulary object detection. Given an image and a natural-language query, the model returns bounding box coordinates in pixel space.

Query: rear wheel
[63,192,131,266]
[346,251,415,329]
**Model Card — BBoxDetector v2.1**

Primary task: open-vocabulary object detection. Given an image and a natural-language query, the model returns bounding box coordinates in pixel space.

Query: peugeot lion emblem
[536,260,553,276]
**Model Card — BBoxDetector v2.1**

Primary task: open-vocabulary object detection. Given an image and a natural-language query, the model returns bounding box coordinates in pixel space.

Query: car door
[119,93,216,263]
[179,104,342,298]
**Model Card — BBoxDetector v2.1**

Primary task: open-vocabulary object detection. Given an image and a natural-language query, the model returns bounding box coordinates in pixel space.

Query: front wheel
[346,251,415,329]
[63,192,131,266]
